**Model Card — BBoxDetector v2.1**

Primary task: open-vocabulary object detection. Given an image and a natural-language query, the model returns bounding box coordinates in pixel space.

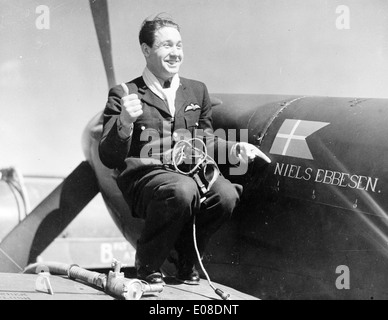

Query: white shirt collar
[142,67,180,116]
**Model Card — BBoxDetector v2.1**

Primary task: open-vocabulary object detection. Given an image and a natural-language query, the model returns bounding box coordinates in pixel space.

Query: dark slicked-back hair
[139,14,180,47]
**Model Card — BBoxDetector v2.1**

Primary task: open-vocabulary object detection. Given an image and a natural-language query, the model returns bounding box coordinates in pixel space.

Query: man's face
[143,26,184,82]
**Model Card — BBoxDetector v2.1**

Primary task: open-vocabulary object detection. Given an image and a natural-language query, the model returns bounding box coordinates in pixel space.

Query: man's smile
[166,59,181,65]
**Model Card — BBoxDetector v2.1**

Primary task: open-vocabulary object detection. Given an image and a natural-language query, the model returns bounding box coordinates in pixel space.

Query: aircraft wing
[0,273,113,301]
[0,272,258,300]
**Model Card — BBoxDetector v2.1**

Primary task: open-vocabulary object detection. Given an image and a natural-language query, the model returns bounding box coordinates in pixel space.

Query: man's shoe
[176,260,200,285]
[136,266,165,285]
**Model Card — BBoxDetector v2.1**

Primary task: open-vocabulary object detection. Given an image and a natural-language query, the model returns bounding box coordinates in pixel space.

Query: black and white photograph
[0,0,387,304]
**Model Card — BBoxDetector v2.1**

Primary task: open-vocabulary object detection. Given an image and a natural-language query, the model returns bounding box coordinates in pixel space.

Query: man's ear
[141,43,151,57]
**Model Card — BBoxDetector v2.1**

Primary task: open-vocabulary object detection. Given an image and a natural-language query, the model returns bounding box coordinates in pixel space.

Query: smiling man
[143,24,183,84]
[99,15,270,286]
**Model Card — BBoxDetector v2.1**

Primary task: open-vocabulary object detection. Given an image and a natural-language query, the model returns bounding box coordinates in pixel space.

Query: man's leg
[131,169,201,278]
[174,175,242,282]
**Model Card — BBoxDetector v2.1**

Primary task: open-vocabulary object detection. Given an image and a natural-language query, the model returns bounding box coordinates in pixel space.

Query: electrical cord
[171,138,210,176]
[170,138,231,300]
[193,215,231,300]
[171,138,220,197]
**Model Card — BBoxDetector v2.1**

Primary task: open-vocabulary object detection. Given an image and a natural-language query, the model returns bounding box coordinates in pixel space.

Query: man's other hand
[234,142,271,165]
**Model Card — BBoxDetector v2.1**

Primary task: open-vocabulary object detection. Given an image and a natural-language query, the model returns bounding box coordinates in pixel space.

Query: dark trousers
[125,168,242,271]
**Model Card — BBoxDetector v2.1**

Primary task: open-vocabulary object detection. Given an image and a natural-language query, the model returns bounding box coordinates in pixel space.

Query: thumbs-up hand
[120,93,143,125]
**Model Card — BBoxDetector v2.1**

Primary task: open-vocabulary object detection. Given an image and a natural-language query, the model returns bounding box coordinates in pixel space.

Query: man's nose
[170,46,181,56]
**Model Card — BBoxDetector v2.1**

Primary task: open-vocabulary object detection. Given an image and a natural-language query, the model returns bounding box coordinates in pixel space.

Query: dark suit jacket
[99,76,235,180]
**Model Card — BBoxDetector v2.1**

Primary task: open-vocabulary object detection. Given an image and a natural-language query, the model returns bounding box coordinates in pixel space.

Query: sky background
[0,0,387,176]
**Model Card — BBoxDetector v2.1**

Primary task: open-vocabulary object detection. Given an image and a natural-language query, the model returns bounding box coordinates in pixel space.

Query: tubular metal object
[25,260,163,300]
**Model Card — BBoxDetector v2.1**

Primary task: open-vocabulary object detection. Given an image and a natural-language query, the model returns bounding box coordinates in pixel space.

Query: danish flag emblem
[269,119,330,160]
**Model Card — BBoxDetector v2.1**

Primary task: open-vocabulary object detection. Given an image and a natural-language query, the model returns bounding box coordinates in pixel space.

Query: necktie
[163,79,171,89]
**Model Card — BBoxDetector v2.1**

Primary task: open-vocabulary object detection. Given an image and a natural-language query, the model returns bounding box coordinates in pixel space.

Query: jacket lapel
[174,81,191,116]
[138,82,171,116]
[139,78,191,118]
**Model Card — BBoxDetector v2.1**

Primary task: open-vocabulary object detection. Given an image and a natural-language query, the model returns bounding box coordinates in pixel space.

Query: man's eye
[164,43,172,48]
